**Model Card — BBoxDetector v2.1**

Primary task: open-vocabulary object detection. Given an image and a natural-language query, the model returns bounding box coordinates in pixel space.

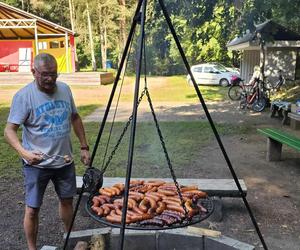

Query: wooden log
[187,226,221,237]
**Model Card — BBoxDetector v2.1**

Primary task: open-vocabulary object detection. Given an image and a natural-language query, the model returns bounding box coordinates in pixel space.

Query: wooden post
[266,138,282,161]
[65,32,70,73]
[34,20,39,55]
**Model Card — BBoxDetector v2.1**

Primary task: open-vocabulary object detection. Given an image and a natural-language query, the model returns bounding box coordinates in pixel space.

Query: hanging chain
[101,89,147,174]
[145,88,188,216]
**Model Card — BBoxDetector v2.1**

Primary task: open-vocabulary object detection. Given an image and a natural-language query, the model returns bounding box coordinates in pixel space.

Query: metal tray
[85,195,214,230]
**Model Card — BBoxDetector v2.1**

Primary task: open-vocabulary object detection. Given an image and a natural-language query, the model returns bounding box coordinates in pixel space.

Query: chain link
[145,88,188,216]
[101,89,147,174]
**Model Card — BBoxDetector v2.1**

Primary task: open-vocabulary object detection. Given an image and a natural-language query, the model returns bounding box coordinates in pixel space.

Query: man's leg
[59,198,74,232]
[24,206,39,250]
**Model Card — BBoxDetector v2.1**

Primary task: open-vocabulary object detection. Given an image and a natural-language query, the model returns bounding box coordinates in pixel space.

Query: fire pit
[53,227,255,250]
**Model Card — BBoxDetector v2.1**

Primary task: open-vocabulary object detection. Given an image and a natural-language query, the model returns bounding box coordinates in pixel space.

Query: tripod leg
[119,0,147,249]
[157,0,268,249]
[62,1,144,250]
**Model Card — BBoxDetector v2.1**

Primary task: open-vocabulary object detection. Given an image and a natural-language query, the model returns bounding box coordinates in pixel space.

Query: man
[4,53,90,250]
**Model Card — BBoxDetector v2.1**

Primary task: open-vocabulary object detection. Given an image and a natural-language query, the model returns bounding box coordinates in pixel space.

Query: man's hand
[22,150,44,165]
[80,149,91,166]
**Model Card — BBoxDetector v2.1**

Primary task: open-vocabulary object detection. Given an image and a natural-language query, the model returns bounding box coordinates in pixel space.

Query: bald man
[4,53,90,250]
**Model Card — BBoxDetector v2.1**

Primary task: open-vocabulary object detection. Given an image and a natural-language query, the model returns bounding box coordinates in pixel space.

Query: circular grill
[85,194,214,230]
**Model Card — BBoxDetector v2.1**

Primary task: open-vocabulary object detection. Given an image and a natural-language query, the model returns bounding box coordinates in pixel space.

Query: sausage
[113,183,125,192]
[145,193,161,202]
[156,201,166,214]
[129,191,144,199]
[162,199,182,207]
[99,187,114,197]
[185,200,199,218]
[161,210,183,221]
[179,185,198,192]
[163,210,185,219]
[182,190,207,197]
[132,205,145,215]
[98,195,111,203]
[101,203,116,216]
[110,186,122,195]
[157,189,177,196]
[156,214,177,225]
[139,198,149,213]
[144,196,157,210]
[197,203,208,213]
[166,204,185,214]
[106,210,131,224]
[145,180,166,186]
[91,206,104,216]
[130,180,144,185]
[140,218,165,227]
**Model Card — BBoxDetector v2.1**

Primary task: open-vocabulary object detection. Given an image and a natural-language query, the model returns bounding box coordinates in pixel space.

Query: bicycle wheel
[252,97,267,112]
[239,95,247,109]
[228,85,243,101]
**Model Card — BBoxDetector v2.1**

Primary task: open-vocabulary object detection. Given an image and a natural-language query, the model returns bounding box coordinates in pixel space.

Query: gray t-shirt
[8,81,77,168]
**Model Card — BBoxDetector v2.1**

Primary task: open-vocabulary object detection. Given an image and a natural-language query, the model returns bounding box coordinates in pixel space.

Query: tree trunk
[86,2,97,71]
[118,0,126,64]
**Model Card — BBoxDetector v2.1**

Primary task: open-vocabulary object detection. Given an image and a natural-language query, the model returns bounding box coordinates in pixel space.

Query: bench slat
[257,128,300,151]
[76,177,247,197]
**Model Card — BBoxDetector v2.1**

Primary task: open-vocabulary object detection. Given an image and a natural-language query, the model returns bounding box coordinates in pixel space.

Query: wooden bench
[288,112,300,130]
[257,128,300,161]
[76,177,247,197]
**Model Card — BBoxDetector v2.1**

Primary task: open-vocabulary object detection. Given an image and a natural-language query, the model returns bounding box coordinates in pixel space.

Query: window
[193,67,202,72]
[49,41,59,49]
[38,42,47,50]
[203,66,213,73]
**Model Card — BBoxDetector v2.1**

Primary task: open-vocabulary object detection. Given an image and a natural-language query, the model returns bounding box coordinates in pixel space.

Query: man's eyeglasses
[34,68,58,78]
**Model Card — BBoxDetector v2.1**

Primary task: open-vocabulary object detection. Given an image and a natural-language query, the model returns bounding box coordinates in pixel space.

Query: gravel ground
[1,100,300,250]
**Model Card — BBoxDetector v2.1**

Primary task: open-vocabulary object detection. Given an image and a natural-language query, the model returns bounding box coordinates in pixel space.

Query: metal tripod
[63,0,268,249]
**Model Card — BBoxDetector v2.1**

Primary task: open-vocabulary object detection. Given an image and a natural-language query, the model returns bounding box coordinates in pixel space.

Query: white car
[187,63,240,86]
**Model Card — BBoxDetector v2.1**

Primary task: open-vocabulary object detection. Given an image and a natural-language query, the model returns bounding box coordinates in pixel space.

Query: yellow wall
[36,37,74,73]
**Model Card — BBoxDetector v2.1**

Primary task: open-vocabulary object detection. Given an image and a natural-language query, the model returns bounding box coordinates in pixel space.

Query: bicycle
[239,80,268,112]
[228,72,285,101]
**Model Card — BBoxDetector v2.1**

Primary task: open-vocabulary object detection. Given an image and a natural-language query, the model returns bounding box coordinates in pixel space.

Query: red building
[0,2,76,73]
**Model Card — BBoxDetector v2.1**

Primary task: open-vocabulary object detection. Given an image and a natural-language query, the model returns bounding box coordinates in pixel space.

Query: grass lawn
[0,76,236,178]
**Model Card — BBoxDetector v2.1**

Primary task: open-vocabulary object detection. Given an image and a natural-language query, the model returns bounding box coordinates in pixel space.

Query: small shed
[227,20,300,83]
[0,2,76,73]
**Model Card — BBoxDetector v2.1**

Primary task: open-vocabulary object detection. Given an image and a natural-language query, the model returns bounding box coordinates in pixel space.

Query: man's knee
[25,206,39,219]
[60,197,73,207]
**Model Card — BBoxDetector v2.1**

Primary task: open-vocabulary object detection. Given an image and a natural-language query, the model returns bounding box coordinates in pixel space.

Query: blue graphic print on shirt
[35,100,71,138]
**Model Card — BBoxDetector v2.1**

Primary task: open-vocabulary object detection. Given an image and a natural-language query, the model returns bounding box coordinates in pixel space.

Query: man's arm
[71,113,90,166]
[4,123,43,165]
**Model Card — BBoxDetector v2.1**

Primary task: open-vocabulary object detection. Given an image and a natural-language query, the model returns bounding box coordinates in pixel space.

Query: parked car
[187,63,240,86]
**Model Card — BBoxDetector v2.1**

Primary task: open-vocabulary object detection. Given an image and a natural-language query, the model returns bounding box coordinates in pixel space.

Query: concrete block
[205,236,255,250]
[109,233,156,250]
[157,232,204,250]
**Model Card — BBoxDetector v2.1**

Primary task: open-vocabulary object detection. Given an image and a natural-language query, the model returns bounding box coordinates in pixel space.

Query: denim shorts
[22,163,76,208]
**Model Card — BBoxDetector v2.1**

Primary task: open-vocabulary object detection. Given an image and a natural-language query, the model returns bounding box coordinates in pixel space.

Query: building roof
[0,2,74,39]
[227,20,300,48]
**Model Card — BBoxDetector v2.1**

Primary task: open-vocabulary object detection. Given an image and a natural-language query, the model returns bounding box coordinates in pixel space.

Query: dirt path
[1,100,300,250]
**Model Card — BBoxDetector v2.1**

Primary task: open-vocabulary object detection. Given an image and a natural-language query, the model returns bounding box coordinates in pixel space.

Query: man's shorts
[22,163,76,208]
